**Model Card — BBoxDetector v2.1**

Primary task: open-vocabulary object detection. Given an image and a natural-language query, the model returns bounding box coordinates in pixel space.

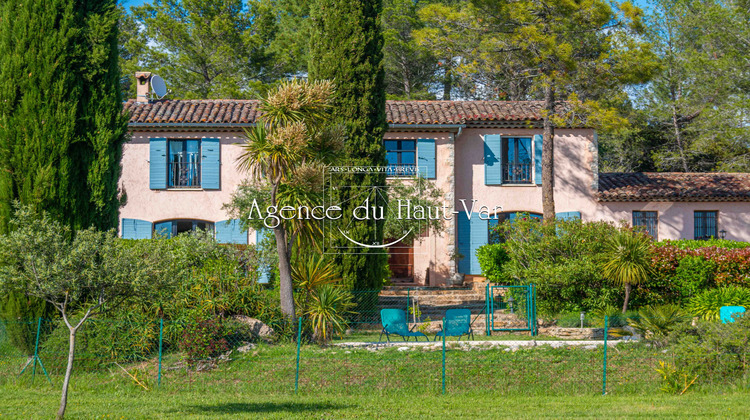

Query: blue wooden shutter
[456,212,489,275]
[149,138,167,189]
[121,218,152,239]
[256,228,270,284]
[417,138,436,179]
[556,211,581,221]
[484,134,502,185]
[215,219,247,244]
[154,221,173,238]
[534,134,543,185]
[201,138,220,189]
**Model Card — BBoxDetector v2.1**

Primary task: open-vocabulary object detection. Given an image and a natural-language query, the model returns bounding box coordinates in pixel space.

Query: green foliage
[590,305,638,328]
[666,315,750,385]
[178,317,230,364]
[126,0,283,99]
[672,256,715,304]
[309,0,389,291]
[601,228,654,312]
[655,361,697,394]
[499,216,622,316]
[554,311,592,328]
[655,239,750,250]
[306,285,355,345]
[627,305,686,346]
[0,0,127,233]
[688,287,750,321]
[476,244,510,283]
[0,293,54,356]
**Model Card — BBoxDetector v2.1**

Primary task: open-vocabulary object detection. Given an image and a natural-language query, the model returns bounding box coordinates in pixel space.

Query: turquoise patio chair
[720,306,746,324]
[434,308,474,342]
[379,309,427,343]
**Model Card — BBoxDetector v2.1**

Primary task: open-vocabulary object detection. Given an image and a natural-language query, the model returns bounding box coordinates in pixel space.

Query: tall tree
[382,0,438,99]
[418,0,657,220]
[0,0,127,233]
[128,0,280,99]
[636,0,750,172]
[309,0,390,290]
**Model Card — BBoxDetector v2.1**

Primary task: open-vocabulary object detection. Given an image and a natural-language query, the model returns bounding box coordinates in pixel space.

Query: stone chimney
[135,72,152,103]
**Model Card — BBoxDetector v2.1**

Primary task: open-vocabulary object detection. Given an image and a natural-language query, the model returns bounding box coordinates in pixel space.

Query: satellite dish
[151,75,168,99]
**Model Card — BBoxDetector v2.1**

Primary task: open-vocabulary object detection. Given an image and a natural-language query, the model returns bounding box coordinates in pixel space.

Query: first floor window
[694,211,718,240]
[154,219,214,238]
[633,211,658,240]
[502,137,532,184]
[169,139,201,187]
[385,139,416,176]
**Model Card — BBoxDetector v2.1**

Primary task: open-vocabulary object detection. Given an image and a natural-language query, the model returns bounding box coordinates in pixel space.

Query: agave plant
[627,305,686,345]
[688,286,750,320]
[306,285,355,344]
[600,229,653,313]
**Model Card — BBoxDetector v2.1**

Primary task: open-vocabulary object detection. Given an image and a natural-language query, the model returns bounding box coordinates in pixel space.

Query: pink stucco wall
[595,201,750,242]
[120,131,252,242]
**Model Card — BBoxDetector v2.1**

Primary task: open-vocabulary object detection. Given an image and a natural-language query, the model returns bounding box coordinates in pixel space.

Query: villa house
[120,74,750,286]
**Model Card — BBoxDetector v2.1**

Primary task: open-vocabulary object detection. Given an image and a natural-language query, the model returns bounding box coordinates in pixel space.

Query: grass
[1,385,750,418]
[2,341,749,418]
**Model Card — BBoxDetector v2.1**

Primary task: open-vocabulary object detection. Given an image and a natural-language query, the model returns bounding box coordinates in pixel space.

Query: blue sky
[122,0,149,8]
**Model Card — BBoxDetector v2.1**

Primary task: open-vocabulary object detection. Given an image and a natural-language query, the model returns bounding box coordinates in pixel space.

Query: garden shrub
[688,286,750,320]
[178,318,230,363]
[498,217,625,316]
[655,239,750,250]
[666,315,750,385]
[627,305,687,346]
[477,243,511,283]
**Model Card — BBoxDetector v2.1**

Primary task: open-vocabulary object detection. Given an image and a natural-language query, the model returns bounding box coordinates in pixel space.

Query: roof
[124,99,558,127]
[598,172,750,202]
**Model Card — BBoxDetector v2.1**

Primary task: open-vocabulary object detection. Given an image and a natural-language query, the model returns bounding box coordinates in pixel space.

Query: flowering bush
[178,318,230,364]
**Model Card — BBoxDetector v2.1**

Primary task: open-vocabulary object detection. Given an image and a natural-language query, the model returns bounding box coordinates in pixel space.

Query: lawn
[1,386,749,419]
[1,341,748,418]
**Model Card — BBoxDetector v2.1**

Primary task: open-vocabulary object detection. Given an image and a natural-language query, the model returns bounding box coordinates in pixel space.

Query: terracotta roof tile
[598,172,750,202]
[124,99,556,126]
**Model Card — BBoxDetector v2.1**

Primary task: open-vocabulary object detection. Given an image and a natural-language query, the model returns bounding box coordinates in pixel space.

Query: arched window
[153,219,214,238]
[488,211,542,244]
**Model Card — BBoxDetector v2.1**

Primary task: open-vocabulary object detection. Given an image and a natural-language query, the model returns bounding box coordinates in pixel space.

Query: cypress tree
[0,0,127,233]
[0,0,126,350]
[309,0,389,290]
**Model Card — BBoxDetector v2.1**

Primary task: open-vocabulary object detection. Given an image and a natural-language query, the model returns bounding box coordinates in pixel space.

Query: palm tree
[601,228,653,313]
[237,80,344,320]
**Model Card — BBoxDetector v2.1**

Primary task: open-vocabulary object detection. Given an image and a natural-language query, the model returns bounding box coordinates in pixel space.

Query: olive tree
[0,206,182,419]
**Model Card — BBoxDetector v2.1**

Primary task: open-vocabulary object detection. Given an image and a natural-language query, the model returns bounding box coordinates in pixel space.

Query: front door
[387,239,413,283]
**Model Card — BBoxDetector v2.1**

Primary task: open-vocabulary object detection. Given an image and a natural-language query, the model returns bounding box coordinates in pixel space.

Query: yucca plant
[688,286,750,320]
[306,285,355,345]
[600,229,653,313]
[292,254,340,314]
[627,305,686,345]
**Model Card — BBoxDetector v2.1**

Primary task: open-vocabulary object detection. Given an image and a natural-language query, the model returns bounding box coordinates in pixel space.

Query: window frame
[694,211,718,240]
[167,139,202,189]
[632,211,658,240]
[385,139,417,177]
[501,137,533,184]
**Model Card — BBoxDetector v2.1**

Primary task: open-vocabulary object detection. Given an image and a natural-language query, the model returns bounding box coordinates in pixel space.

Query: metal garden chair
[720,306,746,323]
[434,308,474,342]
[379,308,428,342]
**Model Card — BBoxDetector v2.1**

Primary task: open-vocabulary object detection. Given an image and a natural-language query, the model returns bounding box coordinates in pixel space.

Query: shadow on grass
[185,401,350,414]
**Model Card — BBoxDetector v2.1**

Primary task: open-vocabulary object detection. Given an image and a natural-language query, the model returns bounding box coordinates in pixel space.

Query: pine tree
[0,0,127,233]
[309,0,389,290]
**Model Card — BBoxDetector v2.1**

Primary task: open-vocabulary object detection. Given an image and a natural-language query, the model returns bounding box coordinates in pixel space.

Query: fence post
[295,316,302,393]
[485,284,490,337]
[158,318,164,388]
[602,315,608,395]
[442,317,446,395]
[31,317,42,383]
[406,288,410,320]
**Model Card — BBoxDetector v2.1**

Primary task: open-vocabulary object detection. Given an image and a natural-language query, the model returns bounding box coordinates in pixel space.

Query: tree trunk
[442,71,452,100]
[541,83,556,222]
[57,328,77,420]
[622,282,631,313]
[671,104,690,172]
[274,227,296,321]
